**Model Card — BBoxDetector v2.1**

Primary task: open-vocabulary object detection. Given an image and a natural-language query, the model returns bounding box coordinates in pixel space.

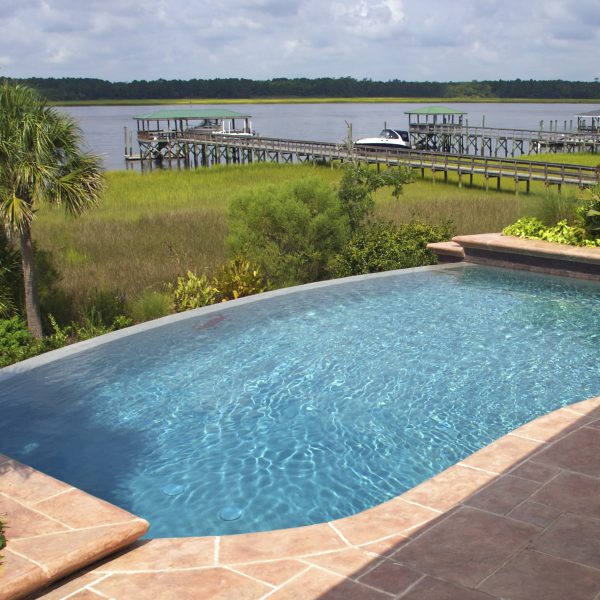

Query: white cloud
[332,0,405,38]
[0,0,598,81]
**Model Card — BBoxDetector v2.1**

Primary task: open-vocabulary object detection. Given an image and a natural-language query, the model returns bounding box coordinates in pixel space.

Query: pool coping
[4,394,599,599]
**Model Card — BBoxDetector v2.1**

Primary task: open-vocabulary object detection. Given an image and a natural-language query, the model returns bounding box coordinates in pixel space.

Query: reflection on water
[59,102,600,172]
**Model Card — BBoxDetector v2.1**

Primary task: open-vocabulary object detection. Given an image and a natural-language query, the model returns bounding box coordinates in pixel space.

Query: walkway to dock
[132,131,600,192]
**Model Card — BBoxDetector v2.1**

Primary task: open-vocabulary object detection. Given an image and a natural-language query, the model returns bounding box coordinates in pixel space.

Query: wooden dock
[128,131,600,193]
[409,124,600,157]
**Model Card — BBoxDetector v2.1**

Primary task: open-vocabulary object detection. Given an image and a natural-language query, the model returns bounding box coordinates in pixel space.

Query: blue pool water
[1,264,599,537]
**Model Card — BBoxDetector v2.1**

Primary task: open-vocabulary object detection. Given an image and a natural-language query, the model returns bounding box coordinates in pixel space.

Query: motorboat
[354,128,411,150]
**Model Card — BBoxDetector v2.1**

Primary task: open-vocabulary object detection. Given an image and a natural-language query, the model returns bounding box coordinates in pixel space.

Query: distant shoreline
[53,97,600,107]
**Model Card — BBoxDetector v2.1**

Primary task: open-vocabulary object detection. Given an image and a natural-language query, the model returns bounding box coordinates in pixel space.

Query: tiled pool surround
[2,395,600,599]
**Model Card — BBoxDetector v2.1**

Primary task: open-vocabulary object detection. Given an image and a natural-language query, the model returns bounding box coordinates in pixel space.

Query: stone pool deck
[0,395,598,599]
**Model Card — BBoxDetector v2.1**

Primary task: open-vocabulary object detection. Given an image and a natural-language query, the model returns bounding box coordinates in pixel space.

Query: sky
[0,0,599,82]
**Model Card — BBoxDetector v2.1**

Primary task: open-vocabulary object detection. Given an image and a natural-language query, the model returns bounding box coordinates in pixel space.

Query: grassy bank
[527,153,600,167]
[32,161,585,323]
[53,97,600,107]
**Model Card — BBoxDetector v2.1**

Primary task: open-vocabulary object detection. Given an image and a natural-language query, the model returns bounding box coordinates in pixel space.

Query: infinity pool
[1,263,599,537]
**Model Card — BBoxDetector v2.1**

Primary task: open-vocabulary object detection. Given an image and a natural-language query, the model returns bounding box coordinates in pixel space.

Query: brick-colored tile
[567,396,600,418]
[94,569,269,600]
[0,495,69,539]
[508,500,562,528]
[219,523,346,564]
[534,427,600,477]
[35,489,139,529]
[464,475,539,515]
[400,576,494,600]
[62,590,105,600]
[303,548,381,579]
[0,549,46,600]
[461,435,543,474]
[231,559,306,586]
[531,471,600,519]
[9,521,148,579]
[400,465,496,511]
[96,538,215,572]
[32,573,104,600]
[533,514,600,570]
[358,560,422,595]
[265,566,390,599]
[393,507,539,588]
[508,460,560,483]
[511,408,591,442]
[480,549,600,600]
[358,534,409,557]
[332,499,440,546]
[0,459,71,505]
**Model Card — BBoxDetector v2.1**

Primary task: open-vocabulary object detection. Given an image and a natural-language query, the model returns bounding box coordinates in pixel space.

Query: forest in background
[4,77,600,102]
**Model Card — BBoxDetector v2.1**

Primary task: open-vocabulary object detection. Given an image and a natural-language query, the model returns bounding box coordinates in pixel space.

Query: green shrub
[503,216,599,247]
[576,185,600,238]
[129,291,173,322]
[227,178,350,287]
[503,217,546,239]
[0,517,5,566]
[212,257,268,301]
[0,316,39,366]
[170,271,218,312]
[70,307,132,341]
[170,258,268,312]
[330,220,452,278]
[337,164,413,232]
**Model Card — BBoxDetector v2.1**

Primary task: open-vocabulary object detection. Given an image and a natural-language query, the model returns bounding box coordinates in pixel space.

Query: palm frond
[0,192,33,234]
[53,154,105,215]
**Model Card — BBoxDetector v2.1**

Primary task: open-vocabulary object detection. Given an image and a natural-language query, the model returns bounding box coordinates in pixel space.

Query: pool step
[426,241,465,263]
[453,233,600,280]
[429,234,600,280]
[0,455,148,600]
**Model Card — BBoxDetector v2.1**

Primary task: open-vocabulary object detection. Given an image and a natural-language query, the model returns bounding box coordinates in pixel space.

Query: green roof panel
[133,109,251,120]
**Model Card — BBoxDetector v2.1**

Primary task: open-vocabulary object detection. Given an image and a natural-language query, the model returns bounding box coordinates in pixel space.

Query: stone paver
[391,507,539,588]
[479,549,600,600]
[463,474,540,515]
[7,395,600,600]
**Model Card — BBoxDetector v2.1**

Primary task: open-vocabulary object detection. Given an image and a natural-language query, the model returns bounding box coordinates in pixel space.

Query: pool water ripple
[1,264,599,537]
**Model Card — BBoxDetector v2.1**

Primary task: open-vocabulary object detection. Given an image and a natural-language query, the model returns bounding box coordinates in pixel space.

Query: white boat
[354,128,411,150]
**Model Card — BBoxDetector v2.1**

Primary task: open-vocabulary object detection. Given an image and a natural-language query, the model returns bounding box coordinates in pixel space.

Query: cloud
[0,0,598,81]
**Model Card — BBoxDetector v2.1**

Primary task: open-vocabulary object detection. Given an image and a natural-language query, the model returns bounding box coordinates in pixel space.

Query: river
[59,102,600,171]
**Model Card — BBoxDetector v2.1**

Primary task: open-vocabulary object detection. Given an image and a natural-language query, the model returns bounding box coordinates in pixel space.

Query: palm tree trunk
[19,222,43,339]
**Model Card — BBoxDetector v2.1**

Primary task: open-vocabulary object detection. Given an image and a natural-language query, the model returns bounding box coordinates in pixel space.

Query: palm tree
[0,82,104,338]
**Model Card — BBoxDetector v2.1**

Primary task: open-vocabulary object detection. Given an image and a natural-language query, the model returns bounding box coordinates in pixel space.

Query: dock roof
[404,106,467,115]
[133,108,251,120]
[575,109,600,118]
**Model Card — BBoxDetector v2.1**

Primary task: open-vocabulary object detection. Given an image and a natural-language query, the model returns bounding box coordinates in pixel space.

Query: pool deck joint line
[2,395,600,599]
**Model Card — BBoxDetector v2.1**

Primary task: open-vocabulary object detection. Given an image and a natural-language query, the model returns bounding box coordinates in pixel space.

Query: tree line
[4,77,600,101]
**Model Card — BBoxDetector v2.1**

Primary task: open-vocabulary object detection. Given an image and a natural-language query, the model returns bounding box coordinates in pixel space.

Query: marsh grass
[32,161,585,323]
[33,164,339,321]
[527,152,600,167]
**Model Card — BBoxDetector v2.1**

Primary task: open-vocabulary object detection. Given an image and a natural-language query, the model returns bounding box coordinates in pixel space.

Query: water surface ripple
[1,264,599,537]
